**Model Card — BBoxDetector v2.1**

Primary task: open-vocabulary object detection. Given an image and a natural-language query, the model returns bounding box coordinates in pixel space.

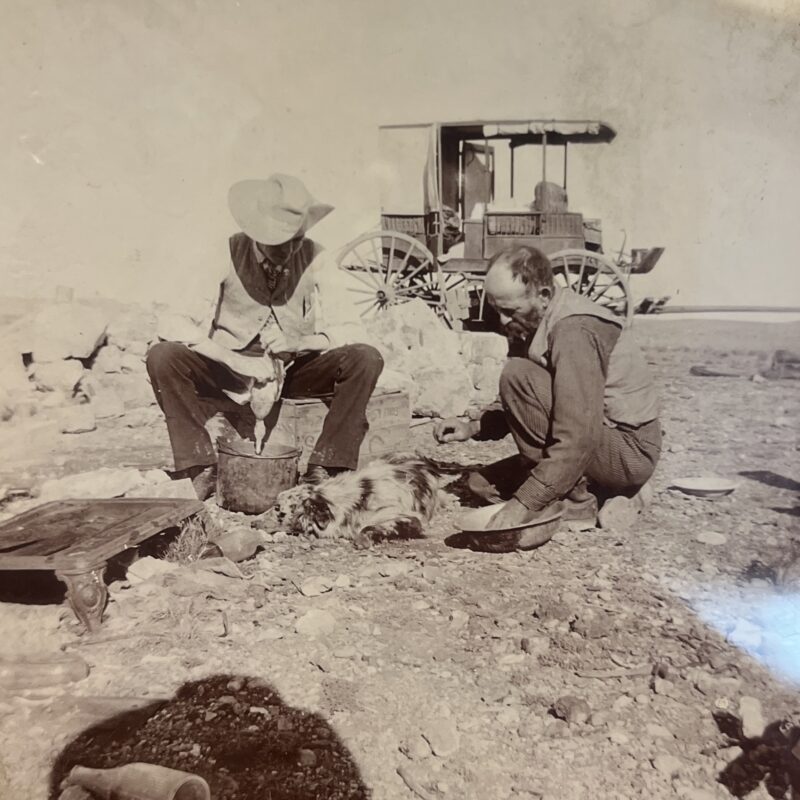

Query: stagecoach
[336,119,664,326]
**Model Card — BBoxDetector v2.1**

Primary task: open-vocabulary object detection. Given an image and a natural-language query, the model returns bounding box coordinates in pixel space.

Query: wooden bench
[0,498,203,632]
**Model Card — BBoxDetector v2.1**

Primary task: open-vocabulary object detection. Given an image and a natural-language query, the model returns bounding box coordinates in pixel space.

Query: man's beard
[503,308,543,341]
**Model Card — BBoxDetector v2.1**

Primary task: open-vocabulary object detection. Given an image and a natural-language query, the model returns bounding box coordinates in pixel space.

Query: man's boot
[563,477,598,530]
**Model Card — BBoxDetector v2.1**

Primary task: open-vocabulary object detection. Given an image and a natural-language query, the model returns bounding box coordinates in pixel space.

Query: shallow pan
[670,476,738,498]
[449,502,564,553]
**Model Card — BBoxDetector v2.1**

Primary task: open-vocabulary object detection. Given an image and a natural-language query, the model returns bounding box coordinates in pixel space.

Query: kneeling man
[147,174,383,499]
[435,246,661,529]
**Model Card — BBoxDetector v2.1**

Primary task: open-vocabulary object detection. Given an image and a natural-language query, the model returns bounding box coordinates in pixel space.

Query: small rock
[608,728,629,744]
[645,723,674,739]
[449,610,470,629]
[695,530,727,546]
[90,389,126,419]
[677,789,716,800]
[334,574,352,588]
[421,717,460,757]
[93,345,125,373]
[520,635,550,656]
[298,749,317,767]
[738,696,765,739]
[295,609,337,638]
[652,754,684,776]
[572,612,613,639]
[399,735,432,760]
[298,576,334,597]
[31,360,85,394]
[59,405,97,434]
[551,695,591,725]
[39,468,145,501]
[126,478,197,500]
[379,560,414,578]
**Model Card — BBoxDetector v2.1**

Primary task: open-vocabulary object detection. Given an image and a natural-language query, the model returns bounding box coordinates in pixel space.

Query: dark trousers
[471,358,662,501]
[146,342,384,472]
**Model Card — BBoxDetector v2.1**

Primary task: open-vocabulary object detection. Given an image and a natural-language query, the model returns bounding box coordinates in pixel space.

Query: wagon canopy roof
[380,120,616,145]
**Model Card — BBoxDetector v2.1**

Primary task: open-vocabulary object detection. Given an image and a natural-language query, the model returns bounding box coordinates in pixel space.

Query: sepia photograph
[0,1,799,798]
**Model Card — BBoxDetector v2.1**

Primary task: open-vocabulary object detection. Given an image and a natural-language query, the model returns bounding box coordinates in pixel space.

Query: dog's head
[274,484,335,537]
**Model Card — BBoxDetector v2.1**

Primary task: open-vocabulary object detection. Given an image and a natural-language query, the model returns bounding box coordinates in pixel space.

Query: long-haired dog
[275,455,442,541]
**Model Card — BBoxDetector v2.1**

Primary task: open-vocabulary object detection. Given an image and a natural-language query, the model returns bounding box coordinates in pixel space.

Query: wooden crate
[210,391,411,472]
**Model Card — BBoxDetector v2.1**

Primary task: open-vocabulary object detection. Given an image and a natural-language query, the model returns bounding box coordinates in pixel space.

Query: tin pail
[216,439,300,514]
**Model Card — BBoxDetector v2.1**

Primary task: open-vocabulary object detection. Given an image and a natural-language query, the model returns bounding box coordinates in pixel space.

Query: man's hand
[260,328,293,357]
[433,417,477,443]
[226,354,278,383]
[486,497,535,529]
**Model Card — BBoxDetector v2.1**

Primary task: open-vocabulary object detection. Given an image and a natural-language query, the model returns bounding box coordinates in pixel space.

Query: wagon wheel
[548,249,634,325]
[336,231,450,323]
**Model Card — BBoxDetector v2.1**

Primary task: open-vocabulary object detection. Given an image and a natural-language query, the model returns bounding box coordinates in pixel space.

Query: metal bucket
[216,439,300,515]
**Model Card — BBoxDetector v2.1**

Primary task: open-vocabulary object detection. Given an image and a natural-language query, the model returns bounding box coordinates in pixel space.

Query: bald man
[434,246,661,530]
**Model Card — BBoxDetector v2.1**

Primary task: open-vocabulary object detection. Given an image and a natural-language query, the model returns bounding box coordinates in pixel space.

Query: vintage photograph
[1,1,799,798]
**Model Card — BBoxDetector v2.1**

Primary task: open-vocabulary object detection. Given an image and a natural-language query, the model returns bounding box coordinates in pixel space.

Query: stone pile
[366,299,508,417]
[1,295,511,426]
[0,298,205,430]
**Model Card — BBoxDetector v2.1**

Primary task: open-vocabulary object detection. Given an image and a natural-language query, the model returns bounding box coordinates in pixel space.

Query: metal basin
[451,502,564,553]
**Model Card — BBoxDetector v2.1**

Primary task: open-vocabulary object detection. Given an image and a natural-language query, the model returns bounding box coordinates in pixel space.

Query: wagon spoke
[385,235,397,284]
[577,254,587,291]
[396,257,434,286]
[344,268,383,292]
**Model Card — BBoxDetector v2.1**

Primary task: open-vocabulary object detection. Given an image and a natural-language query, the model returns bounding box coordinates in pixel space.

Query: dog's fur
[275,455,442,540]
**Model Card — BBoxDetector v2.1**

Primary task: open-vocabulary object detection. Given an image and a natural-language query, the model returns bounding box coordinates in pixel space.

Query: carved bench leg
[55,565,108,633]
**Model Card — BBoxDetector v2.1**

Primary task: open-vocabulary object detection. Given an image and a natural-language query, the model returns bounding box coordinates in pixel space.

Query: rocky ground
[0,317,798,800]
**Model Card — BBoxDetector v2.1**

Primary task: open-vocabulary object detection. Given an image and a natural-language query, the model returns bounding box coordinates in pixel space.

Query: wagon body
[338,119,663,325]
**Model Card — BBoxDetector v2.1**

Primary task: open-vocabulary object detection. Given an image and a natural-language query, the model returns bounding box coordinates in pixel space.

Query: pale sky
[2,0,799,308]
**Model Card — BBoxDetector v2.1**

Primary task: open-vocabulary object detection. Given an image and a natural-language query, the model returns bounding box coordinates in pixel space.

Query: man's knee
[339,343,384,378]
[145,341,191,379]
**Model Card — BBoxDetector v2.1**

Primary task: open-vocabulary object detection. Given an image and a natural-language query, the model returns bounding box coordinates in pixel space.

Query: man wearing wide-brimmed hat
[146,174,383,499]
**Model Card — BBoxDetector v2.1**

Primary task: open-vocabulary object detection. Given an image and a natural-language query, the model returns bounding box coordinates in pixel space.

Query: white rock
[31,360,85,394]
[460,331,509,363]
[128,556,179,584]
[334,574,352,588]
[298,576,333,597]
[90,389,126,419]
[738,695,765,739]
[28,303,108,362]
[0,347,31,393]
[379,560,414,578]
[59,405,97,434]
[100,374,156,410]
[295,609,337,638]
[695,530,727,546]
[126,478,197,500]
[414,364,474,418]
[156,312,201,343]
[39,468,145,502]
[93,345,125,373]
[421,717,460,757]
[652,754,684,776]
[120,352,145,373]
[106,306,159,349]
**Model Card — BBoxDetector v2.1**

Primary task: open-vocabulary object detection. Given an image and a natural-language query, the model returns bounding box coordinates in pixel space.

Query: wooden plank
[0,499,203,571]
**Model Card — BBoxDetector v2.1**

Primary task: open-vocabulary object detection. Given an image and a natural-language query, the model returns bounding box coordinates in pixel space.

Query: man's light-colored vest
[527,287,659,427]
[210,233,321,351]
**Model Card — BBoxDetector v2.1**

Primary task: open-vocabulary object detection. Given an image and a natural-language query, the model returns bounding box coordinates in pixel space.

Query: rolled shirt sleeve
[514,316,620,510]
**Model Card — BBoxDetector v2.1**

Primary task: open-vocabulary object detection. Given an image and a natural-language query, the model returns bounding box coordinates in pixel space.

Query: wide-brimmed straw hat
[227,174,334,245]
